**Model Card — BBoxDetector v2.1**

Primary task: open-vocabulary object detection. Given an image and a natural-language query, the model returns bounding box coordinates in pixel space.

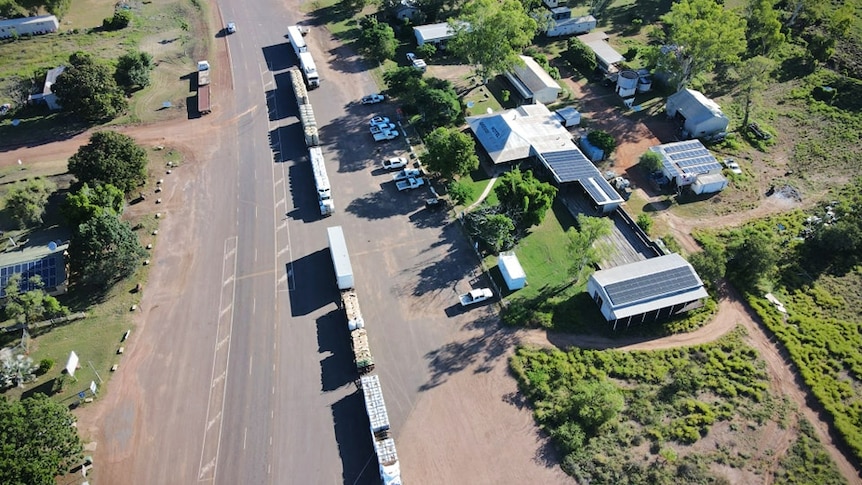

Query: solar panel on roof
[604,266,701,306]
[0,254,63,298]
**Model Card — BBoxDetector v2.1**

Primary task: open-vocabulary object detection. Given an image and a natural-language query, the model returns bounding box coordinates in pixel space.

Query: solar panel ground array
[0,256,61,298]
[604,266,701,306]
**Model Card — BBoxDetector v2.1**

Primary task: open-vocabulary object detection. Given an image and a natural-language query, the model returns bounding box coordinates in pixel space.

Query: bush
[448,180,474,206]
[416,43,436,59]
[636,213,653,234]
[103,10,132,30]
[501,89,510,102]
[38,358,55,375]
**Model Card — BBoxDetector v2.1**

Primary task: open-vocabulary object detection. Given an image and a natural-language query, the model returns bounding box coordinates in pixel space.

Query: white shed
[504,55,561,105]
[498,252,526,290]
[691,172,728,195]
[545,11,596,38]
[414,22,466,47]
[555,106,581,127]
[666,89,729,141]
[0,15,59,39]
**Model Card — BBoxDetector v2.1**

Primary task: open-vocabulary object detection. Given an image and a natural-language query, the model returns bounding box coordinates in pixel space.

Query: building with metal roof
[666,89,729,141]
[649,140,727,193]
[0,239,68,298]
[467,103,623,212]
[577,31,624,73]
[504,56,562,105]
[413,21,467,47]
[587,253,708,330]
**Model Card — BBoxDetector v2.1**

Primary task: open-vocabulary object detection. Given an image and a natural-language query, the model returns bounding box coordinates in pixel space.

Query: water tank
[637,75,653,93]
[616,70,638,90]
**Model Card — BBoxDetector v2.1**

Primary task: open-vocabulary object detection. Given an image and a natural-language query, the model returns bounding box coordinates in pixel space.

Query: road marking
[248,355,253,375]
[243,427,247,450]
[235,269,275,280]
[197,237,239,483]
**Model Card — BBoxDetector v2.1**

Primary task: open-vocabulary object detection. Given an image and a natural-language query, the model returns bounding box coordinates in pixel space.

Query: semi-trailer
[360,375,403,485]
[310,147,334,216]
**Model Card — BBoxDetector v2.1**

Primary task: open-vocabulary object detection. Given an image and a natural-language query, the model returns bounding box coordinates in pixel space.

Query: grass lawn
[454,165,498,209]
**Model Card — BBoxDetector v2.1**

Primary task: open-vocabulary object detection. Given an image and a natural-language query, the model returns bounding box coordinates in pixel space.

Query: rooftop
[650,140,723,180]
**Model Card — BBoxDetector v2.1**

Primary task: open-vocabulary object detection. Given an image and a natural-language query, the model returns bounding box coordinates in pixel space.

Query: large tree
[115,50,153,92]
[726,228,776,290]
[563,38,597,74]
[660,0,747,90]
[745,0,785,56]
[421,127,478,179]
[733,55,775,131]
[415,87,461,128]
[494,167,557,229]
[448,0,538,82]
[566,215,612,286]
[0,394,83,485]
[687,242,726,290]
[69,213,146,287]
[52,52,127,121]
[3,274,68,325]
[61,182,125,227]
[68,131,148,194]
[3,178,56,229]
[357,17,397,63]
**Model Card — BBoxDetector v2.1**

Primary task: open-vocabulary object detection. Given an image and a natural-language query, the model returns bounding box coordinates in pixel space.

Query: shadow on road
[407,203,448,229]
[287,249,335,316]
[331,391,380,485]
[344,186,420,220]
[317,309,357,392]
[261,42,297,73]
[410,223,476,297]
[269,122,303,164]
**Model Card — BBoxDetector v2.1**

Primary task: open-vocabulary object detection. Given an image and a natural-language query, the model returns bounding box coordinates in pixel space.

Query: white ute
[395,177,424,191]
[392,168,421,182]
[459,288,493,306]
[382,157,408,170]
[373,130,398,142]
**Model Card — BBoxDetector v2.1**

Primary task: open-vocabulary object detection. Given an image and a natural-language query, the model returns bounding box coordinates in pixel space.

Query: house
[577,31,624,73]
[545,10,596,37]
[504,55,561,105]
[0,15,59,39]
[0,240,68,299]
[587,253,708,330]
[413,21,467,48]
[28,65,65,111]
[666,89,729,141]
[649,140,727,193]
[393,0,423,21]
[467,103,624,213]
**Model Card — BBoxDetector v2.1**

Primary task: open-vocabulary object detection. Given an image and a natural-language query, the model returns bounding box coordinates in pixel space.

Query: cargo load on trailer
[197,60,211,115]
[309,147,334,216]
[340,289,374,373]
[360,375,403,485]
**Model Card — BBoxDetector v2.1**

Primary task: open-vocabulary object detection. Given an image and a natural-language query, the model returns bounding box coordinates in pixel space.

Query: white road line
[243,427,247,450]
[248,355,253,375]
[252,297,256,315]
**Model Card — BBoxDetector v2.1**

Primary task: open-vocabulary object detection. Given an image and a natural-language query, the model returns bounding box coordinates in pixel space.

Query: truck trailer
[326,226,354,290]
[298,51,320,88]
[197,60,211,115]
[310,147,334,216]
[360,375,403,485]
[287,25,307,57]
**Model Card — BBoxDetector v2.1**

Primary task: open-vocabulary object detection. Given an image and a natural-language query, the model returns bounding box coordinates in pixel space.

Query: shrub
[636,213,653,234]
[103,10,132,30]
[38,358,55,375]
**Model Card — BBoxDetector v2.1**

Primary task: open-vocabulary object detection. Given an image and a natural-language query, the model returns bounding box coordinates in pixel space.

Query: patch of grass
[454,167,497,209]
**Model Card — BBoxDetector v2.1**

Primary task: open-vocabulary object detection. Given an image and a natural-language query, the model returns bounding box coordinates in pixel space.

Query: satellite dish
[48,241,57,251]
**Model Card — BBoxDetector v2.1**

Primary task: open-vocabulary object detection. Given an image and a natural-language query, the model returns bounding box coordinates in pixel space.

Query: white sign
[90,380,97,395]
[65,351,79,377]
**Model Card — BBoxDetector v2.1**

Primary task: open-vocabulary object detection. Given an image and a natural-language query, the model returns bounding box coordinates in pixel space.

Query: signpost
[65,351,79,378]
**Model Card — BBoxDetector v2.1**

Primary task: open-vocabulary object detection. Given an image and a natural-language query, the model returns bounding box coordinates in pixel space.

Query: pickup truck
[373,130,398,142]
[361,93,385,105]
[392,168,421,182]
[382,157,408,170]
[370,123,397,134]
[396,177,424,191]
[370,116,390,126]
[459,288,493,306]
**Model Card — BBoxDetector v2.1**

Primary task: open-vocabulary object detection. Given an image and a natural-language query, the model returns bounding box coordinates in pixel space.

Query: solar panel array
[604,266,701,306]
[540,150,623,205]
[656,141,723,178]
[0,256,61,298]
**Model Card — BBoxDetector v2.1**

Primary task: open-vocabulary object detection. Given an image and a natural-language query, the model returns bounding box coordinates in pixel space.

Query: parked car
[406,52,417,61]
[370,123,397,134]
[382,157,408,170]
[370,116,391,126]
[392,168,421,182]
[459,288,493,307]
[412,59,427,72]
[372,130,399,142]
[226,22,237,34]
[361,93,385,105]
[425,197,444,210]
[724,159,742,175]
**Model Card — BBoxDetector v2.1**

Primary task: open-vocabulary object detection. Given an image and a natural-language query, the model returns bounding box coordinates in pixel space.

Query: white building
[545,10,596,37]
[649,140,727,194]
[577,31,624,73]
[28,65,65,111]
[504,55,561,105]
[0,15,59,39]
[666,89,730,141]
[587,253,708,330]
[413,21,468,47]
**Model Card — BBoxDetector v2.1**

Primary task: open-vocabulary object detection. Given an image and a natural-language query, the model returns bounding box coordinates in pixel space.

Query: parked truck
[310,147,334,216]
[298,51,320,88]
[197,60,211,115]
[360,375,403,485]
[396,177,425,191]
[287,25,307,56]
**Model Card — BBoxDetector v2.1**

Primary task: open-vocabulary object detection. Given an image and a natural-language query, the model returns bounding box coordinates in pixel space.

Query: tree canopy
[68,131,147,194]
[566,215,612,286]
[62,183,125,227]
[564,38,597,74]
[3,274,68,324]
[0,394,83,485]
[3,178,56,229]
[115,50,153,92]
[383,69,461,128]
[464,207,516,253]
[421,127,479,179]
[687,242,726,290]
[639,151,663,172]
[448,0,538,81]
[358,17,397,63]
[745,0,785,56]
[494,168,557,229]
[69,213,146,288]
[660,0,747,90]
[586,130,616,157]
[52,53,127,121]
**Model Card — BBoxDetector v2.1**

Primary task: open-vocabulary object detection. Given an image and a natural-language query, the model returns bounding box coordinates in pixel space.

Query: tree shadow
[408,223,476,297]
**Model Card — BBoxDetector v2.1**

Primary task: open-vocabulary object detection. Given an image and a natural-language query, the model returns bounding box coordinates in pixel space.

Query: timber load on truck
[197,60,211,115]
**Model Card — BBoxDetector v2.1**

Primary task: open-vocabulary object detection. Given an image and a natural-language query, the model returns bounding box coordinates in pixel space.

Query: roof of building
[507,56,560,99]
[590,253,707,319]
[413,22,459,43]
[0,240,68,298]
[0,15,58,28]
[649,140,723,180]
[666,89,727,125]
[577,31,624,66]
[555,106,580,123]
[43,65,65,95]
[498,252,525,279]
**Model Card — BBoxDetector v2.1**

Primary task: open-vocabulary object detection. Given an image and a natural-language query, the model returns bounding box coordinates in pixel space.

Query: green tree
[69,213,146,288]
[415,87,461,128]
[102,9,132,30]
[636,213,653,234]
[0,394,83,485]
[383,66,425,99]
[68,131,148,194]
[416,43,437,59]
[3,274,69,324]
[44,0,71,17]
[688,242,726,289]
[448,0,537,82]
[639,151,663,172]
[660,0,747,90]
[3,178,56,229]
[358,17,397,63]
[494,168,557,229]
[52,53,127,121]
[115,50,153,92]
[448,180,474,206]
[465,208,516,253]
[422,127,479,179]
[745,0,784,56]
[563,38,597,74]
[62,183,125,227]
[726,229,775,290]
[570,378,625,433]
[566,215,612,285]
[734,55,775,132]
[586,130,616,157]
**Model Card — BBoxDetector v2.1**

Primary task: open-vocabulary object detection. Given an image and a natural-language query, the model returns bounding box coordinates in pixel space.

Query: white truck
[310,147,334,216]
[392,168,421,182]
[298,51,320,88]
[287,25,307,57]
[396,177,425,191]
[196,60,211,115]
[326,226,354,290]
[360,375,403,485]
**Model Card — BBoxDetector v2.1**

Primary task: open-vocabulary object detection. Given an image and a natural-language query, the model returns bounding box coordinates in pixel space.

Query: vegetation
[61,183,125,227]
[68,213,147,289]
[566,215,612,287]
[358,17,397,63]
[3,178,56,229]
[563,38,597,75]
[511,329,843,484]
[494,168,557,230]
[448,180,474,206]
[115,51,154,93]
[421,127,479,179]
[464,206,516,253]
[68,131,148,194]
[639,151,663,172]
[3,274,68,325]
[586,130,616,157]
[383,67,461,129]
[102,9,132,31]
[52,52,127,122]
[0,394,83,485]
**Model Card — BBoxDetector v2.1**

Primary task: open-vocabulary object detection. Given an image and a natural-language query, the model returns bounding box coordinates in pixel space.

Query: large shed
[649,140,726,192]
[577,32,624,73]
[666,89,729,141]
[504,56,561,105]
[545,10,596,37]
[28,65,65,111]
[0,15,59,39]
[587,253,708,330]
[413,21,467,47]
